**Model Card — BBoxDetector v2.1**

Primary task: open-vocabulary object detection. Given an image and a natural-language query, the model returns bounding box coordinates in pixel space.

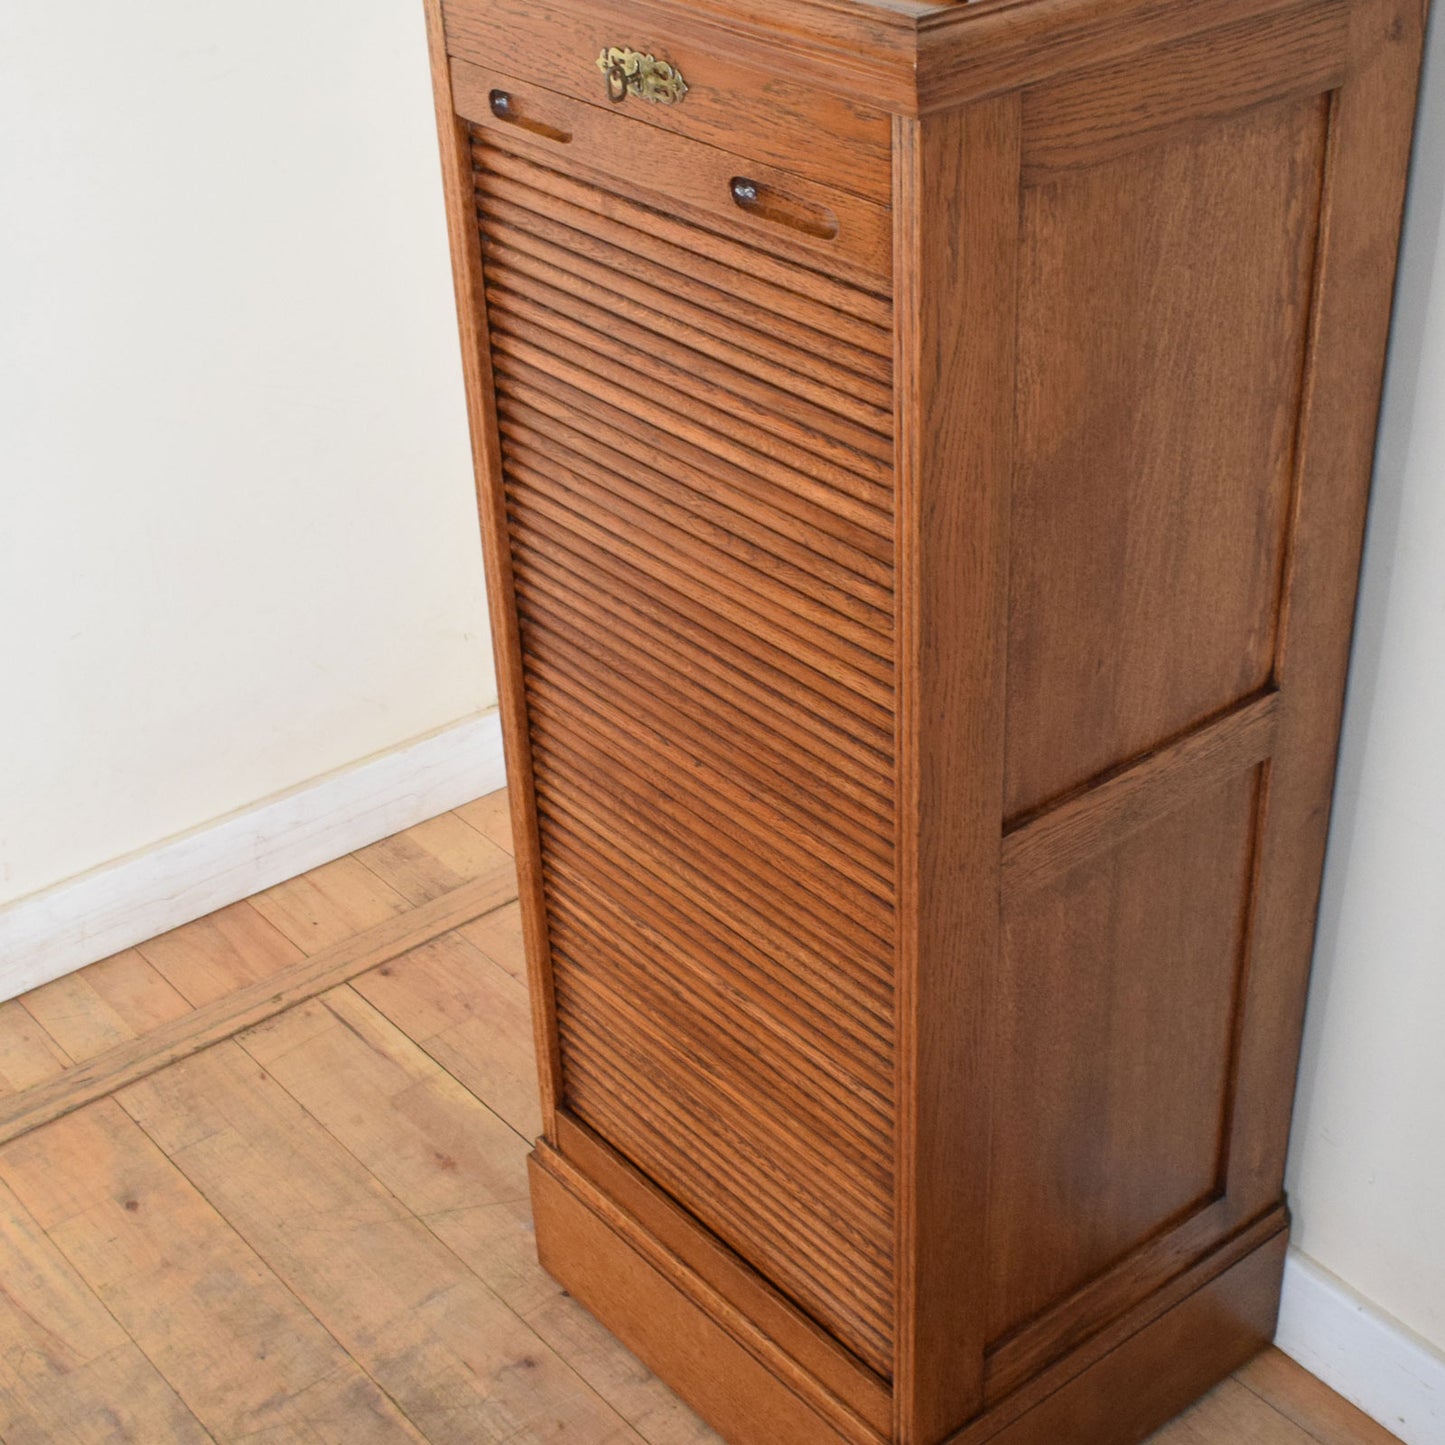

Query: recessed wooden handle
[729,177,839,241]
[488,90,572,145]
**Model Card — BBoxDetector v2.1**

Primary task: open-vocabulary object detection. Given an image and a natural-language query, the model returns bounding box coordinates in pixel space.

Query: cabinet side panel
[983,0,1426,1392]
[468,128,899,1373]
[1006,94,1329,818]
[989,772,1262,1340]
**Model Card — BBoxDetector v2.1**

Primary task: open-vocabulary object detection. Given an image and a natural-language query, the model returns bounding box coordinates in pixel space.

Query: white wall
[0,3,494,910]
[1284,0,1445,1411]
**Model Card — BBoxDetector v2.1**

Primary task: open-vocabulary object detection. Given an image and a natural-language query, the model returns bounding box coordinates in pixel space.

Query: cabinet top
[592,0,1333,114]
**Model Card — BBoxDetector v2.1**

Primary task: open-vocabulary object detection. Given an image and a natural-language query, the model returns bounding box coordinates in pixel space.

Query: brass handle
[595,47,688,105]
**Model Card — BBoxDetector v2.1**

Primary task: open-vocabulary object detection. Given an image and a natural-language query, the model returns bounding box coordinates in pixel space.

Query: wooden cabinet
[423,0,1427,1440]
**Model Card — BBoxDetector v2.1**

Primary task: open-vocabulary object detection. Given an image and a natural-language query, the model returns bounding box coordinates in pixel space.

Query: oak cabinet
[423,0,1426,1440]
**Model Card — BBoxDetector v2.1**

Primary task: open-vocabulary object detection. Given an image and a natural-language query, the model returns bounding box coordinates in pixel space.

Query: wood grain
[440,0,894,199]
[117,1040,644,1443]
[1006,94,1326,818]
[472,90,902,1371]
[0,792,1403,1445]
[0,1099,423,1442]
[1002,692,1279,891]
[135,900,304,1007]
[1236,1349,1405,1445]
[454,61,893,291]
[1018,0,1348,181]
[892,97,1019,1442]
[531,1150,872,1445]
[0,1172,210,1444]
[351,928,545,1141]
[426,0,1428,1435]
[0,873,516,1147]
[991,777,1263,1340]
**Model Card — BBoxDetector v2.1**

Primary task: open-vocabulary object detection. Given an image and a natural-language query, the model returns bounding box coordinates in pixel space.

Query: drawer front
[467,118,899,1373]
[441,0,893,202]
[453,58,891,292]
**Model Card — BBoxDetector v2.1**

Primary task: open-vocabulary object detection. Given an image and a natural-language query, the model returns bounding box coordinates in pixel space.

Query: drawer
[439,0,893,204]
[452,58,892,294]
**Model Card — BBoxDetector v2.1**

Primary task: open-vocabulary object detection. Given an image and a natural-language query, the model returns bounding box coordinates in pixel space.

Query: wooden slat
[510,539,895,791]
[1002,692,1281,892]
[475,142,894,328]
[476,146,894,348]
[507,498,896,736]
[488,277,894,469]
[541,871,893,1122]
[499,397,892,600]
[491,323,893,513]
[478,199,893,399]
[557,1026,895,1371]
[524,668,894,906]
[530,741,894,988]
[496,350,894,548]
[500,419,893,636]
[503,446,893,677]
[538,822,893,1052]
[0,874,516,1147]
[516,607,894,858]
[555,1115,894,1436]
[553,962,891,1210]
[483,224,894,425]
[545,905,891,1176]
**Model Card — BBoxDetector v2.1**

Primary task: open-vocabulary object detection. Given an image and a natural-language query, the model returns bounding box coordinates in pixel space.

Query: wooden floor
[0,791,1399,1445]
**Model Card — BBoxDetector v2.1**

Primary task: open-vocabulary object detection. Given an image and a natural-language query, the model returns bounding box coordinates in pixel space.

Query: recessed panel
[1006,96,1328,817]
[987,770,1261,1341]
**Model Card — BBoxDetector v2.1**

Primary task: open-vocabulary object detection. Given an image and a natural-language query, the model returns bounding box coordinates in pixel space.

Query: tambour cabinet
[423,0,1426,1438]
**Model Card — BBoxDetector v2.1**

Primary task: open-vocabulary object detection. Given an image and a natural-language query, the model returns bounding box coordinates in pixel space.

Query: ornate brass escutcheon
[595,46,689,105]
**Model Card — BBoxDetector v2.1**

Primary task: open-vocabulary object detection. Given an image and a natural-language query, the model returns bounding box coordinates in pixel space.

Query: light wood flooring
[0,790,1400,1444]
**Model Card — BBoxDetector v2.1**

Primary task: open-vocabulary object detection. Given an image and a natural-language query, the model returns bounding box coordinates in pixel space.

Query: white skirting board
[1278,1248,1445,1445]
[0,710,506,1002]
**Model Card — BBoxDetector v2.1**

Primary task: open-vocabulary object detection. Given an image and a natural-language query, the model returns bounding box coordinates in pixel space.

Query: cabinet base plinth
[529,1147,1289,1445]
